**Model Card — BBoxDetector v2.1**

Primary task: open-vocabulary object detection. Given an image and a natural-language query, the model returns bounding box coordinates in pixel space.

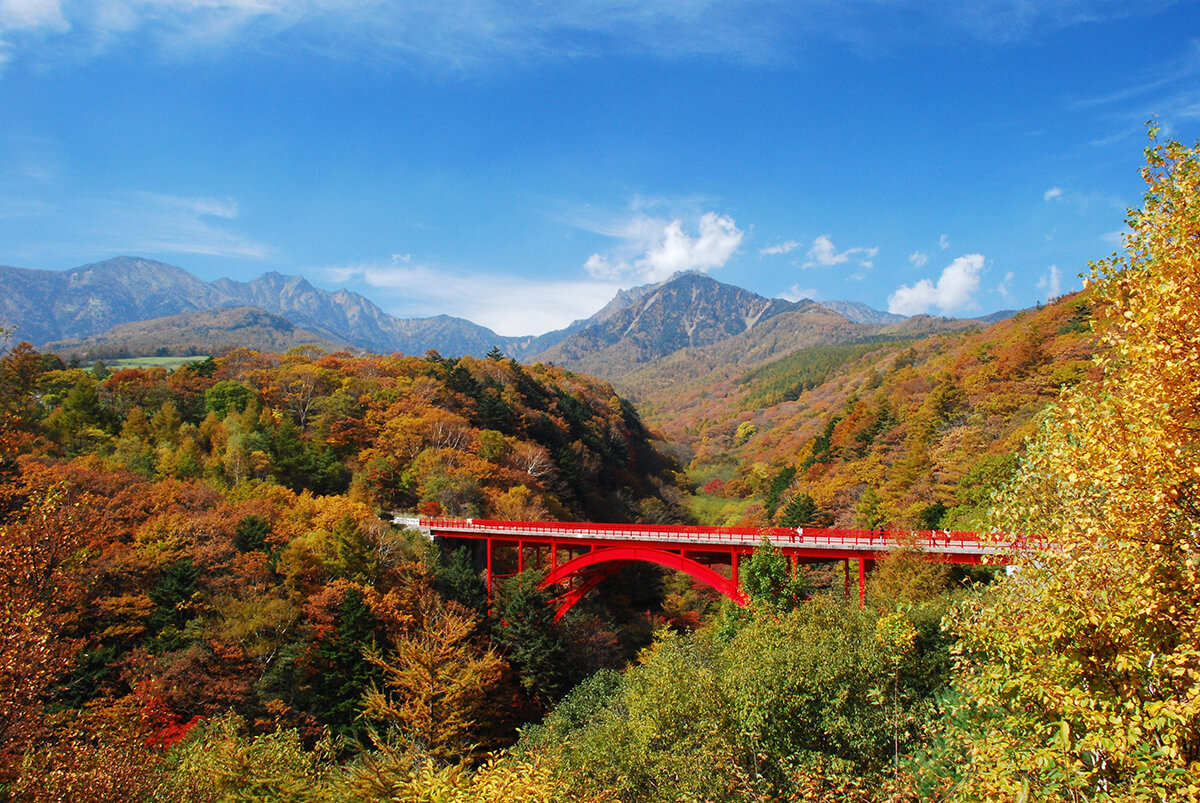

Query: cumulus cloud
[1037,264,1062,300]
[908,250,929,268]
[760,240,800,256]
[584,211,743,285]
[938,233,950,250]
[327,257,621,335]
[1044,186,1063,201]
[801,234,878,270]
[887,253,985,316]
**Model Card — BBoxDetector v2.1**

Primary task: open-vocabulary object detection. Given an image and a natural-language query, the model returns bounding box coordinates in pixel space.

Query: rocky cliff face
[0,257,229,344]
[533,272,802,370]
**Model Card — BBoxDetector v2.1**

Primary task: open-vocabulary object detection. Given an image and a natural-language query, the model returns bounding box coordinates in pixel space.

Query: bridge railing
[409,516,1023,555]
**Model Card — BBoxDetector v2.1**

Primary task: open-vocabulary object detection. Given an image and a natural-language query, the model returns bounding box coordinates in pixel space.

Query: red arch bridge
[396,516,1010,620]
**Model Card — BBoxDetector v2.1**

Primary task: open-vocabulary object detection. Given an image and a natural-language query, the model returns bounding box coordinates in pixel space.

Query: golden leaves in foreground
[944,129,1200,801]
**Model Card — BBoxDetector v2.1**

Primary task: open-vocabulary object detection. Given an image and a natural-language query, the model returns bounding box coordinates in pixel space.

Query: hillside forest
[1,134,1198,801]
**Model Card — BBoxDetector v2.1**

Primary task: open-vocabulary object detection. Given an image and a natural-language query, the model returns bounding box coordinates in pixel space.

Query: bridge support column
[857,557,866,607]
[550,543,558,571]
[844,559,850,601]
[486,537,493,601]
[517,540,524,574]
[732,551,740,588]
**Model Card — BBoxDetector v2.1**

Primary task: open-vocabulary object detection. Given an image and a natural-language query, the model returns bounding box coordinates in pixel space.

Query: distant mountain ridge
[0,257,558,358]
[0,257,1019,374]
[817,300,907,325]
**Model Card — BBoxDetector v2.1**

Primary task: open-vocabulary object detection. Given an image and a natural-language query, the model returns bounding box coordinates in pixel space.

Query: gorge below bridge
[395,516,1011,619]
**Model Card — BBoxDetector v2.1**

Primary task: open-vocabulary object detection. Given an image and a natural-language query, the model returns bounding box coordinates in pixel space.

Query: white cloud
[938,233,950,250]
[0,1,1179,77]
[996,270,1015,301]
[87,191,271,259]
[760,240,800,256]
[908,250,929,268]
[887,253,985,316]
[802,234,878,271]
[1043,186,1063,201]
[0,1,815,72]
[326,258,621,336]
[1037,264,1062,300]
[584,211,743,285]
[780,284,819,302]
[0,0,67,31]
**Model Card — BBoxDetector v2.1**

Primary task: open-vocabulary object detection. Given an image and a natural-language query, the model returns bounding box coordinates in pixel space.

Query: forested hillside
[665,289,1098,530]
[42,306,347,360]
[0,339,694,798]
[2,135,1198,802]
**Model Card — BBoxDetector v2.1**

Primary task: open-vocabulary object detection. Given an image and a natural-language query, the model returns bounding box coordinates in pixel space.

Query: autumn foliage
[0,345,678,797]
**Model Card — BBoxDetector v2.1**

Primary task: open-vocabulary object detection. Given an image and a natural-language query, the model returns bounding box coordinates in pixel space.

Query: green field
[103,355,211,370]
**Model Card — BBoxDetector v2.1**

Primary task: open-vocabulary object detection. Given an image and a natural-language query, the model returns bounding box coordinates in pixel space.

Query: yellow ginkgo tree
[939,129,1200,801]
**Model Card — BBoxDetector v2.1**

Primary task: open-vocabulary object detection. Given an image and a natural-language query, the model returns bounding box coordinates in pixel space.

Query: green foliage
[779,491,821,527]
[234,514,270,553]
[740,341,903,409]
[147,557,201,652]
[741,537,807,612]
[205,380,254,418]
[154,713,333,802]
[44,375,117,453]
[534,599,953,801]
[801,413,843,470]
[431,544,488,614]
[303,586,381,739]
[917,501,945,530]
[492,570,571,702]
[763,465,796,517]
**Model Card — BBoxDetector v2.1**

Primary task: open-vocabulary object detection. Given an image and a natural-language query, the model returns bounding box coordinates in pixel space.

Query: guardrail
[394,515,1021,556]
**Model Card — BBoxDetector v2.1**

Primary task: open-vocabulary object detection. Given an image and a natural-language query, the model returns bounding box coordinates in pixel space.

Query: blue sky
[1,1,1198,335]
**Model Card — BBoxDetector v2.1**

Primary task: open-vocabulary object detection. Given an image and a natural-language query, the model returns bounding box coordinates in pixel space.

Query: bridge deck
[394,516,1009,560]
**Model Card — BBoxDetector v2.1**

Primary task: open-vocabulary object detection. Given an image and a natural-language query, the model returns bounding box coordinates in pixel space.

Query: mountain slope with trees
[41,306,347,359]
[0,132,1197,803]
[665,290,1099,531]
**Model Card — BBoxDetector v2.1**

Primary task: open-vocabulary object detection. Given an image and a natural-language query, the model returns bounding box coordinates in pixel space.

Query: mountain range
[0,257,1014,383]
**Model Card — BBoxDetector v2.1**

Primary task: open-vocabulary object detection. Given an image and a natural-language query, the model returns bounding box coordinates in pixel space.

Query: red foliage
[140,692,202,749]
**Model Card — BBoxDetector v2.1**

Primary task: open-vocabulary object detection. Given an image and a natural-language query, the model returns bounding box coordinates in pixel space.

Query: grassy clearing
[102,356,210,370]
[686,494,753,527]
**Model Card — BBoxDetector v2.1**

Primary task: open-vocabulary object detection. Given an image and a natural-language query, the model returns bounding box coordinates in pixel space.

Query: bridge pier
[858,557,866,607]
[486,537,493,601]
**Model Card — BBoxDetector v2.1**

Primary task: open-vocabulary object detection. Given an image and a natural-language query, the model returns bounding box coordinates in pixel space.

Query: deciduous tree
[938,130,1200,801]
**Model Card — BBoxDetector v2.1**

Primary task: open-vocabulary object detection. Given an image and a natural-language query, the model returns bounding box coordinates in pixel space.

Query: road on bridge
[394,515,1013,618]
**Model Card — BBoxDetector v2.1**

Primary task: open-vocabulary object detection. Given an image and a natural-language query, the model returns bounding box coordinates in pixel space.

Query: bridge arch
[539,546,748,620]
